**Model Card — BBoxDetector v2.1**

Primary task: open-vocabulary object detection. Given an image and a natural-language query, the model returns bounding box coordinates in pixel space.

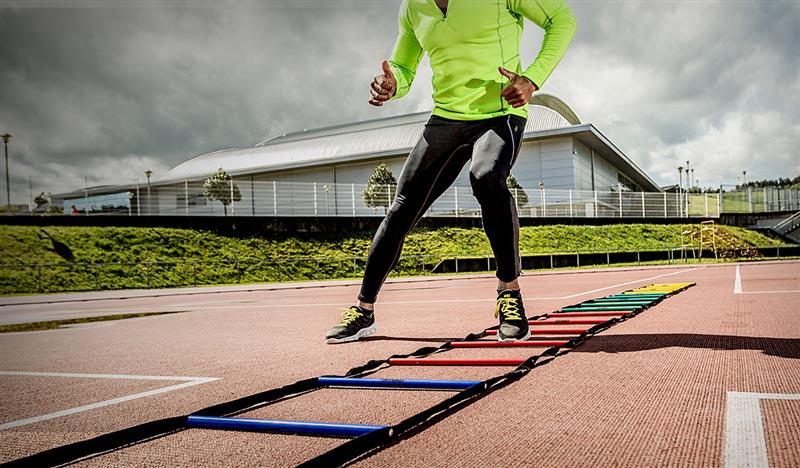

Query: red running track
[1,261,798,467]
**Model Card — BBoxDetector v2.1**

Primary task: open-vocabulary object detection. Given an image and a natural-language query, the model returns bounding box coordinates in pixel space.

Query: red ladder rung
[547,311,632,318]
[529,319,606,325]
[484,328,588,336]
[450,340,569,348]
[388,358,526,366]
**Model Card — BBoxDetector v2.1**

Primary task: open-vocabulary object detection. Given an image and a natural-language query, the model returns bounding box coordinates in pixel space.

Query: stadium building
[57,94,663,217]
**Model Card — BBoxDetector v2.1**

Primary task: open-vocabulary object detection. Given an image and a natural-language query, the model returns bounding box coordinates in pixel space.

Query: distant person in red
[70,205,79,216]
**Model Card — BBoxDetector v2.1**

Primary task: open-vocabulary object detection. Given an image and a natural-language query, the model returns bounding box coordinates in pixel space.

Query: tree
[34,192,50,209]
[363,163,397,214]
[202,168,241,216]
[506,174,528,207]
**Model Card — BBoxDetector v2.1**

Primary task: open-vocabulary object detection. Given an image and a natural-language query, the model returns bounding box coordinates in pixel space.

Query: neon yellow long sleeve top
[388,0,576,121]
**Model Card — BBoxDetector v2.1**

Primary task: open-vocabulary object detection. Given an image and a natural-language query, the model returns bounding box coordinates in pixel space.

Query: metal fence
[60,180,738,219]
[718,186,800,214]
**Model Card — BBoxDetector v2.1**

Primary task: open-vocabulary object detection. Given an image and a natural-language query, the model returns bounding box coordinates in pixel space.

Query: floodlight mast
[145,170,152,214]
[678,166,684,217]
[1,133,11,207]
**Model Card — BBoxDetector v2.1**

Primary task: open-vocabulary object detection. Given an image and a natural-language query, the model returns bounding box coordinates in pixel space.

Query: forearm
[388,0,423,100]
[388,60,417,99]
[518,0,577,88]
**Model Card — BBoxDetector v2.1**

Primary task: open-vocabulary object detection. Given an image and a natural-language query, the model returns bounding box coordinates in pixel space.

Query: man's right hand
[369,60,397,106]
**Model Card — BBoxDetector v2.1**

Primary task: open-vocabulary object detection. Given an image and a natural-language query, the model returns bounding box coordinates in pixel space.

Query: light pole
[685,160,691,190]
[145,170,152,215]
[134,178,141,216]
[1,133,11,207]
[84,176,89,214]
[322,184,331,215]
[685,161,691,215]
[678,166,684,217]
[743,170,751,212]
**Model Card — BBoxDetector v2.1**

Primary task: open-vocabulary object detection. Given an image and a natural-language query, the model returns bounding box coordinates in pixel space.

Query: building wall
[198,157,412,216]
[333,157,406,185]
[594,155,620,192]
[150,135,649,216]
[573,139,642,193]
[573,139,594,191]
[504,137,574,190]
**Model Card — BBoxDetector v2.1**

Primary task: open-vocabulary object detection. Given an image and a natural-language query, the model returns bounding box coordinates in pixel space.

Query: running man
[326,0,576,343]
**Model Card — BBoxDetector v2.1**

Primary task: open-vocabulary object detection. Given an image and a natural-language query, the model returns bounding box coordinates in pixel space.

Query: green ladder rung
[586,301,652,306]
[594,297,660,301]
[562,305,642,312]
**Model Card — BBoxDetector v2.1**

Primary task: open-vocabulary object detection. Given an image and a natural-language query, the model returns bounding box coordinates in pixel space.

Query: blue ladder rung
[317,377,480,390]
[186,415,386,437]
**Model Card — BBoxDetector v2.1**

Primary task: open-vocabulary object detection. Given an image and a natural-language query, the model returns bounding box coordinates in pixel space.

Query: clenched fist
[369,60,397,106]
[499,67,537,108]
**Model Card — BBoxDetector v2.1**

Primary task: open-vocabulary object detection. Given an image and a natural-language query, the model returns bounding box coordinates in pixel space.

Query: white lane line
[0,371,214,381]
[734,265,743,294]
[725,391,800,468]
[3,268,701,316]
[189,267,698,305]
[738,290,800,294]
[0,371,219,431]
[732,264,799,294]
[558,267,702,299]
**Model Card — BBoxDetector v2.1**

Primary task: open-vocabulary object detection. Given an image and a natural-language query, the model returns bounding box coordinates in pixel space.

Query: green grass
[0,224,787,294]
[0,311,185,333]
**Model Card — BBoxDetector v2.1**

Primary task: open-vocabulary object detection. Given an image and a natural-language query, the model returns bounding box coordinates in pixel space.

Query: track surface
[1,261,798,466]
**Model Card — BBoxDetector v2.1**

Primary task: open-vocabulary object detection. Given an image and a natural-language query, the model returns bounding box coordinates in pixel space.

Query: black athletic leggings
[358,113,526,303]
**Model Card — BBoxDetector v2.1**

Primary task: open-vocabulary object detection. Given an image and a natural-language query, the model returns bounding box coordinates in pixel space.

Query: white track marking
[733,264,799,294]
[0,371,214,381]
[724,391,800,468]
[556,267,702,298]
[0,371,218,431]
[738,290,800,294]
[734,266,743,294]
[261,267,700,303]
[2,262,731,308]
[3,268,701,316]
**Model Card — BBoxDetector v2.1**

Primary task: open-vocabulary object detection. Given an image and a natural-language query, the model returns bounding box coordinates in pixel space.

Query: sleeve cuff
[388,61,411,100]
[521,70,543,90]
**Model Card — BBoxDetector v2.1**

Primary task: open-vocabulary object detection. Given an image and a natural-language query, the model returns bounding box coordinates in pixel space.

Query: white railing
[718,186,800,214]
[60,180,731,218]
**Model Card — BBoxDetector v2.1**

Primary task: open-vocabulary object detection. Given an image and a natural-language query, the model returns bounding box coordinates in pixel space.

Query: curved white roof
[159,96,578,183]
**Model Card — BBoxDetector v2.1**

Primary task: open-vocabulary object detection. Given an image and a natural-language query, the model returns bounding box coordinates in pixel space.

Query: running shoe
[495,289,530,341]
[325,306,377,344]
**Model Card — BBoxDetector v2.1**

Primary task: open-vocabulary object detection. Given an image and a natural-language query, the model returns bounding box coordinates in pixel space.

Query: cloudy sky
[0,0,798,201]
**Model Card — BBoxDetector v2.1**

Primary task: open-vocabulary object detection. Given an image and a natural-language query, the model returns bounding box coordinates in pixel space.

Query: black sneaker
[495,290,530,341]
[325,306,377,344]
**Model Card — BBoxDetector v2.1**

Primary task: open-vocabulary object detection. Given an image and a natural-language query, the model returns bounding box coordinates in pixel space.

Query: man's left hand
[499,67,537,108]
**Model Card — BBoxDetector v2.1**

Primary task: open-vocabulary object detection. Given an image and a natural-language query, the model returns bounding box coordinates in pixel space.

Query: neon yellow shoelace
[338,307,364,326]
[495,297,522,321]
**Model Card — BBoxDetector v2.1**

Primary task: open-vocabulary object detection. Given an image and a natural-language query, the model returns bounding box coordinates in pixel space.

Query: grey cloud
[543,1,800,185]
[0,0,797,203]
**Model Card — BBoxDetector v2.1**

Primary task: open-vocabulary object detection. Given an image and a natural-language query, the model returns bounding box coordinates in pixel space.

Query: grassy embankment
[0,224,786,294]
